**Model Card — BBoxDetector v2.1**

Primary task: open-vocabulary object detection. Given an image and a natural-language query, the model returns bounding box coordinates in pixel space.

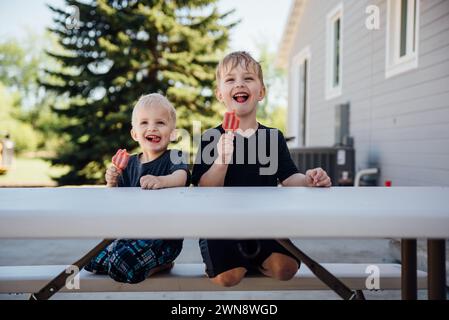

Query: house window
[291,47,311,147]
[326,3,343,100]
[386,0,419,78]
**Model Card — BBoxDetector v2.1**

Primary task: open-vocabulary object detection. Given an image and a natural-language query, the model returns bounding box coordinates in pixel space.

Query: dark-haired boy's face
[216,62,265,117]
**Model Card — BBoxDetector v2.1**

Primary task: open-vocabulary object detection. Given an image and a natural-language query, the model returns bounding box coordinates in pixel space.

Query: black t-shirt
[192,124,299,186]
[119,149,191,187]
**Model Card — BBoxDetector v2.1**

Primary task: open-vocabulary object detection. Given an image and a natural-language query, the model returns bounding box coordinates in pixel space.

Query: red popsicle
[223,110,240,132]
[112,149,130,171]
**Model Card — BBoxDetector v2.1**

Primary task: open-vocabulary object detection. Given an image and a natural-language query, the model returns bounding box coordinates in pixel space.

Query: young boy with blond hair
[192,52,331,287]
[85,93,190,284]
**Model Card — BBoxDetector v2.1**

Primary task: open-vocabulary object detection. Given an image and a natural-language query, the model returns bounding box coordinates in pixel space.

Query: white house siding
[287,0,449,186]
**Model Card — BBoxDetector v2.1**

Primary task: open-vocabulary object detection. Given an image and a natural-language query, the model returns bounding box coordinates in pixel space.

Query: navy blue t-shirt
[118,149,190,248]
[192,124,299,186]
[118,149,191,187]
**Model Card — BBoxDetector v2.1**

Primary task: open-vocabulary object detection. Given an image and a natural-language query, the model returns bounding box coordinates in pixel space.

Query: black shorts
[199,239,301,278]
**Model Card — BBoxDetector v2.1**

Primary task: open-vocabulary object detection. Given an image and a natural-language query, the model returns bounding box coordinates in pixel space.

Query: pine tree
[43,0,236,185]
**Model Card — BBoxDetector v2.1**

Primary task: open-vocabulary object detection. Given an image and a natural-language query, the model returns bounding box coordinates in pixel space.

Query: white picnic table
[0,187,448,239]
[0,186,448,299]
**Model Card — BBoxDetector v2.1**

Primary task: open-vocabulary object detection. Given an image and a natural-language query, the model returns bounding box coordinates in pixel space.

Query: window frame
[291,46,312,147]
[386,0,420,78]
[325,3,344,100]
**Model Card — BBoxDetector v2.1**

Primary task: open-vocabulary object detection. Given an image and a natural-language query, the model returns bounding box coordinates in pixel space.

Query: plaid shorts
[84,239,182,284]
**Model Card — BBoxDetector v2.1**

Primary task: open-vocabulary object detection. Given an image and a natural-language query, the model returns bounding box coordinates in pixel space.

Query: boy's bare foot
[146,262,174,277]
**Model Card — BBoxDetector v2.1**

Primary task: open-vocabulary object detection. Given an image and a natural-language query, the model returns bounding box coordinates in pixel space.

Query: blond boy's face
[131,104,175,155]
[216,62,265,117]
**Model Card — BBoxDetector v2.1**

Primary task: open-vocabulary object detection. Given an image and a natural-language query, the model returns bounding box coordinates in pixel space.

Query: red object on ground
[385,180,392,187]
[112,149,130,171]
[223,110,240,132]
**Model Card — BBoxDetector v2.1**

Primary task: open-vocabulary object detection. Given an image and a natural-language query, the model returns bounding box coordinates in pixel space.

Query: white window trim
[386,0,420,79]
[291,46,311,148]
[325,3,343,101]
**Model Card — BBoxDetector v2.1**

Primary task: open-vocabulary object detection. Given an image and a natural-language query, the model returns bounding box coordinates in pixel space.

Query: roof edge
[276,0,307,69]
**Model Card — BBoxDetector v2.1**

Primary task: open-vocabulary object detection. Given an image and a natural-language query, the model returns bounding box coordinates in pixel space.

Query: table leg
[401,239,417,300]
[30,239,114,300]
[427,239,447,300]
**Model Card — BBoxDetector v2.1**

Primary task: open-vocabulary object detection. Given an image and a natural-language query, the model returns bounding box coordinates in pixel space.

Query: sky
[0,0,293,58]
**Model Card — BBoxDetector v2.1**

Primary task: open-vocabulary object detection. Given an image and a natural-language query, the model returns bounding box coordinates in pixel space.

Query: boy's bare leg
[259,253,299,281]
[210,267,247,287]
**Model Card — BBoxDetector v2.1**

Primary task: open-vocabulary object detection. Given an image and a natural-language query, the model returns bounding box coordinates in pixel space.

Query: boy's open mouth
[233,93,249,103]
[145,135,161,143]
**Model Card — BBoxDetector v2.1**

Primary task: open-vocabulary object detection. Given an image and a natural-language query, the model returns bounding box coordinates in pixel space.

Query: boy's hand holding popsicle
[105,149,130,187]
[216,110,240,165]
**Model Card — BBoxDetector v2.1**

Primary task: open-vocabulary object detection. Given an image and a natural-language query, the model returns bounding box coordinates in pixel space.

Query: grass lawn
[0,157,69,187]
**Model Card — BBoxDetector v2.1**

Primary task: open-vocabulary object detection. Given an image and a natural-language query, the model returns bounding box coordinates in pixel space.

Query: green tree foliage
[0,35,66,154]
[0,40,39,96]
[43,0,236,185]
[0,39,43,153]
[256,44,287,133]
[0,84,39,153]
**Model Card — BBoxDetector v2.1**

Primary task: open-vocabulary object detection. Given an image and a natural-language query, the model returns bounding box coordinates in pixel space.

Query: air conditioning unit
[289,146,355,186]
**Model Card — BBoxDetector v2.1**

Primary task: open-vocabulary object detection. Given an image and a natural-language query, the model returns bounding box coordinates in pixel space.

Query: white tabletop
[0,187,448,239]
